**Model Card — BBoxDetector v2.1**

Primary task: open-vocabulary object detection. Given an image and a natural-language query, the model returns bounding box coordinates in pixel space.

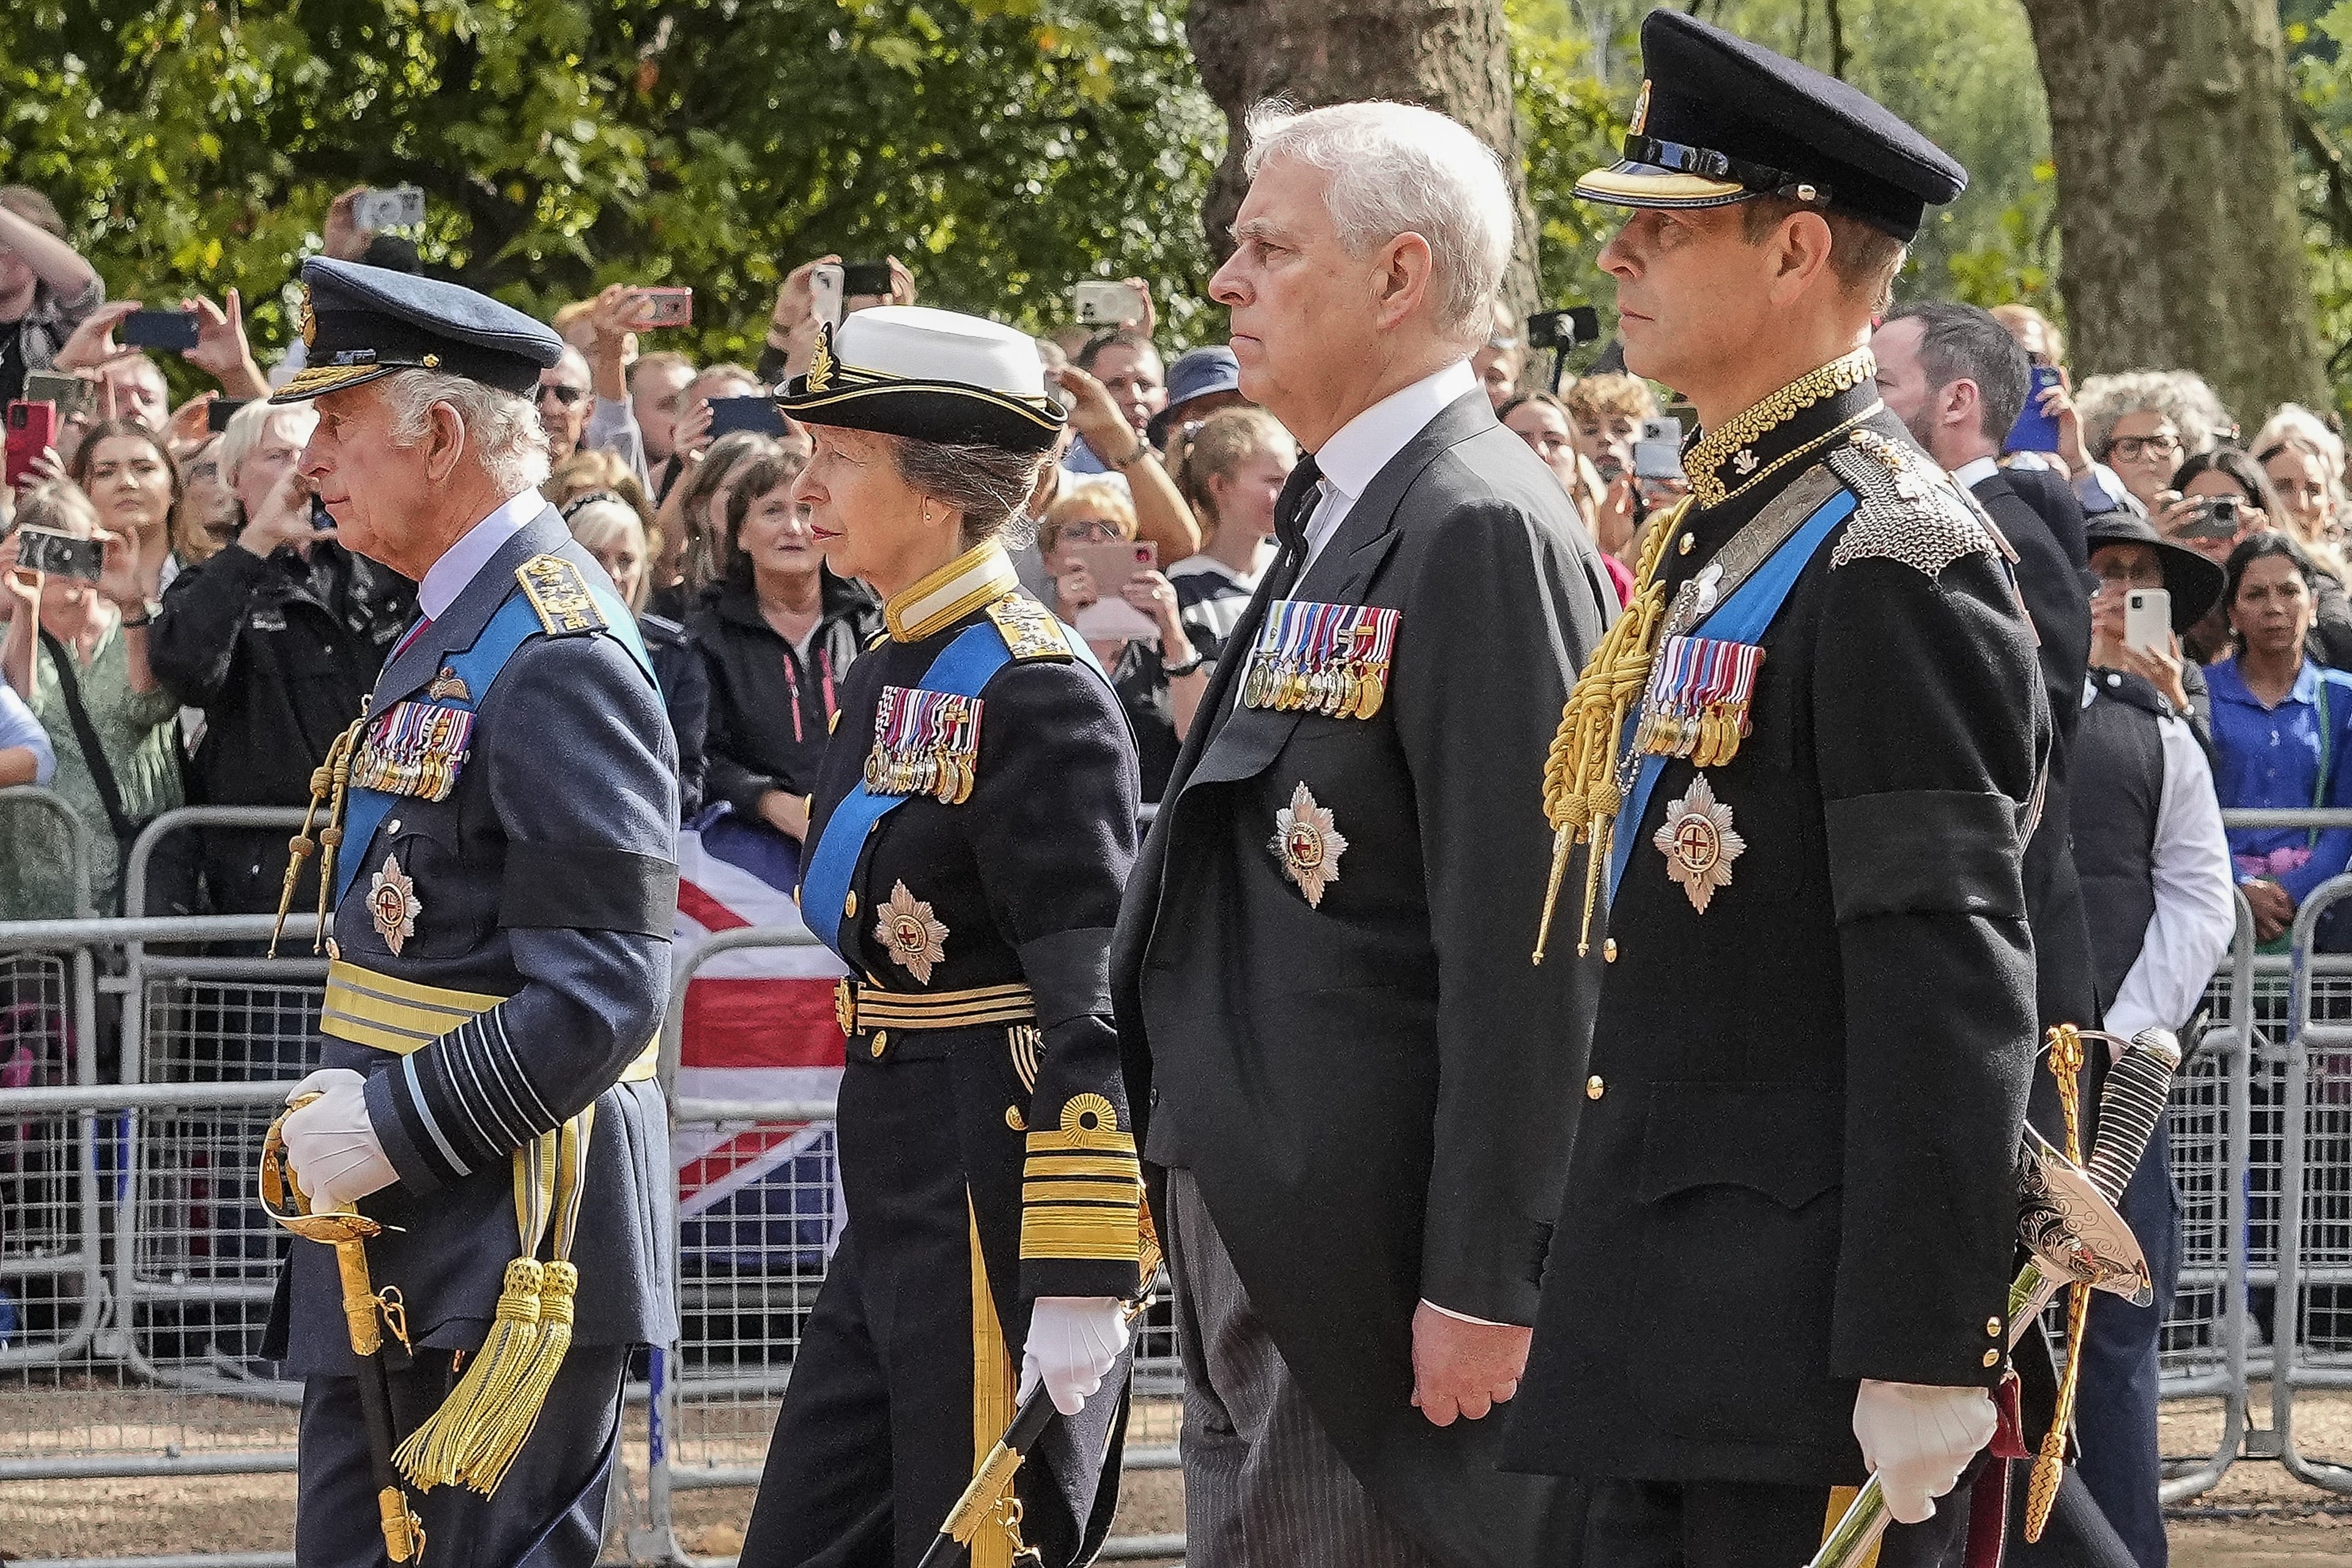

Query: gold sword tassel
[2026,1024,2090,1541]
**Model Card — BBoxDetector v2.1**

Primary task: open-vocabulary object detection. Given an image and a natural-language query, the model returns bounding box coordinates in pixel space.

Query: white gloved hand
[1018,1296,1130,1417]
[281,1068,397,1213]
[1853,1379,1999,1525]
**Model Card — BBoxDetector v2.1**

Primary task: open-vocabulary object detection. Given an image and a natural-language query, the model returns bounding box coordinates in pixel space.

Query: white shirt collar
[1951,454,2002,490]
[416,490,545,620]
[1313,361,1480,505]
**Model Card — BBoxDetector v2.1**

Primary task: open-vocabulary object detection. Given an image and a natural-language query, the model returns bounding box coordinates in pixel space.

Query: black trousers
[1583,1474,1972,1568]
[295,1344,626,1568]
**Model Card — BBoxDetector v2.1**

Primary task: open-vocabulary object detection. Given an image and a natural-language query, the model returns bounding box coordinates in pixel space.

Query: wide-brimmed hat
[777,306,1065,455]
[272,257,561,403]
[2084,511,2227,629]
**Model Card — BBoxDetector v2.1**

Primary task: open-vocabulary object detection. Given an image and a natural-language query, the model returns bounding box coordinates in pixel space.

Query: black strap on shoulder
[39,626,138,891]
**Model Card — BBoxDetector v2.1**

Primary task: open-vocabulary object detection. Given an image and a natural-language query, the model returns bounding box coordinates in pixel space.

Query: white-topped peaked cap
[778,305,1066,454]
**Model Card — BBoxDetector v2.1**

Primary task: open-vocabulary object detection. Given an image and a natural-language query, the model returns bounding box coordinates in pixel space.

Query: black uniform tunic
[741,541,1142,1568]
[1507,358,2047,1500]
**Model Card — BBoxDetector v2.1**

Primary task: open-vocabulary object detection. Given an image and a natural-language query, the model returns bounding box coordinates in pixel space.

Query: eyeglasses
[2090,564,2165,594]
[2107,432,2181,464]
[538,383,586,406]
[1059,518,1124,543]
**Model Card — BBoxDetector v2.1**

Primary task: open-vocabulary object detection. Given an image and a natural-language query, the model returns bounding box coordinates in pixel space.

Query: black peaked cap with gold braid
[778,306,1066,455]
[273,257,564,404]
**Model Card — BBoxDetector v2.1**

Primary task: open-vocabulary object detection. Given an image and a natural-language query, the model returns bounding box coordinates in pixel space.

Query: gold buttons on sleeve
[1585,1075,1605,1101]
[844,891,858,919]
[1005,1105,1026,1131]
[868,1030,888,1059]
[1986,1317,2002,1337]
[1603,938,1619,963]
[1981,1349,2000,1368]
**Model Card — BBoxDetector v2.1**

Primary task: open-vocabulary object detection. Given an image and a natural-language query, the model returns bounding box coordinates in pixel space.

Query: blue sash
[335,575,652,904]
[801,623,1013,959]
[1606,489,1858,900]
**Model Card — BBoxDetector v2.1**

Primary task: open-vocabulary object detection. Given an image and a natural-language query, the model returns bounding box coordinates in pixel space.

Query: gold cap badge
[298,284,318,349]
[806,324,837,393]
[1630,80,1653,136]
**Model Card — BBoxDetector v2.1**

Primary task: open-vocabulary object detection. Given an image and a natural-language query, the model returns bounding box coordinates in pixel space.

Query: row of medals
[1633,700,1750,769]
[864,744,976,805]
[352,742,462,802]
[1243,655,1390,720]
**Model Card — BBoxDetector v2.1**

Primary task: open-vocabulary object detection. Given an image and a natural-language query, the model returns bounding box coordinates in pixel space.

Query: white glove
[1018,1296,1130,1417]
[1853,1379,1999,1525]
[281,1068,398,1213]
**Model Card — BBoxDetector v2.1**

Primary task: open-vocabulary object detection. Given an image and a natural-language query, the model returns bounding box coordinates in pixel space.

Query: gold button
[1603,938,1618,963]
[1987,1317,2002,1337]
[1585,1075,1605,1100]
[829,711,841,734]
[869,1029,888,1059]
[386,819,402,835]
[844,891,857,919]
[1678,533,1695,555]
[1982,1349,2000,1369]
[1005,1105,1026,1131]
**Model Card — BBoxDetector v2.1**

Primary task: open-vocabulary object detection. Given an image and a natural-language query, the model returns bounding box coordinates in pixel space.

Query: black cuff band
[1825,790,2024,923]
[500,842,679,934]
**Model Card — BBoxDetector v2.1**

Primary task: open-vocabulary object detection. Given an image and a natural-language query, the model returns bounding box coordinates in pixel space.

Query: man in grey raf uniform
[262,257,679,1568]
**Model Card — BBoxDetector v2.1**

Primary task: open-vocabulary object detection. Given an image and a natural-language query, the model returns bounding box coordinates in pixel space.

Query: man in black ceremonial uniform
[1504,15,2047,1568]
[262,259,679,1568]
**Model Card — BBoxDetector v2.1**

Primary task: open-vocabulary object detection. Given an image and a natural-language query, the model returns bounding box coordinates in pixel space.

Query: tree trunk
[1188,0,1540,322]
[2017,0,2323,427]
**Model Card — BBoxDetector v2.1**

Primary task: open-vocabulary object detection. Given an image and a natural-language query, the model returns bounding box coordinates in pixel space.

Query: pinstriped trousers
[1164,1167,1441,1568]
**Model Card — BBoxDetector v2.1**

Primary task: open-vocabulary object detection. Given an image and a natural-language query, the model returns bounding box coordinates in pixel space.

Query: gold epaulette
[986,594,1072,662]
[515,555,607,635]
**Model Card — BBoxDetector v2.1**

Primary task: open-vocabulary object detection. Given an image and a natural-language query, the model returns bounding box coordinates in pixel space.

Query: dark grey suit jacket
[1112,389,1610,1567]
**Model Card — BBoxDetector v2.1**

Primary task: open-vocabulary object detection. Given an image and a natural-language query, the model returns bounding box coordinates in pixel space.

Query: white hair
[218,398,317,490]
[379,369,550,495]
[1242,99,1515,350]
[2257,402,2346,479]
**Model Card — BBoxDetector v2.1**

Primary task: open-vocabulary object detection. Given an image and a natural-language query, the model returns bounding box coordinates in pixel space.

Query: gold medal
[1270,781,1348,908]
[366,854,423,955]
[875,880,949,983]
[1358,665,1387,720]
[1652,774,1745,914]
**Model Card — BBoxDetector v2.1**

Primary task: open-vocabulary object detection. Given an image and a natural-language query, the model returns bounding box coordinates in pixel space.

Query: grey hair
[379,369,550,495]
[218,398,316,490]
[2257,402,2346,479]
[2076,369,2236,464]
[1242,99,1515,351]
[882,434,1052,549]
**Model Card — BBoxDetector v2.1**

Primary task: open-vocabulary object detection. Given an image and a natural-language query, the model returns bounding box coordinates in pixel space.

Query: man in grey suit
[1110,101,1613,1567]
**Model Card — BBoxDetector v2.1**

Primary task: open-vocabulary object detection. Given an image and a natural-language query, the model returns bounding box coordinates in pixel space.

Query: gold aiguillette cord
[269,706,368,958]
[2026,1024,2090,1541]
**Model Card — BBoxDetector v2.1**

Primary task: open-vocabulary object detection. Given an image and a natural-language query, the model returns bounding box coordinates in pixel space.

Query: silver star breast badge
[1271,782,1348,908]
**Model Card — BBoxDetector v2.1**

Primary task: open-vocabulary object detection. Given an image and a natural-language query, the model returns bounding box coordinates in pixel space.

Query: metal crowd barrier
[9,797,2352,1562]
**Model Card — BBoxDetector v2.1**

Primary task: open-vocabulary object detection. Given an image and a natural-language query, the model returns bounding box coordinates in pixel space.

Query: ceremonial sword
[262,1093,427,1564]
[1807,1027,2183,1568]
[914,1227,1166,1568]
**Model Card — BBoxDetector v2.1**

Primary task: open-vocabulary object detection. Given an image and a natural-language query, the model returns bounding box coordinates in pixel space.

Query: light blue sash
[335,575,651,904]
[1606,489,1858,899]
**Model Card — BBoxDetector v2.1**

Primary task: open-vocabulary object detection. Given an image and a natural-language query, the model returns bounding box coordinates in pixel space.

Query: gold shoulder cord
[1533,499,1685,964]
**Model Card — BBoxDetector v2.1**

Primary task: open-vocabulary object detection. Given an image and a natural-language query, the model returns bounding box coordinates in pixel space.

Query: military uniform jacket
[267,506,681,1375]
[1111,390,1612,1567]
[1506,361,2046,1487]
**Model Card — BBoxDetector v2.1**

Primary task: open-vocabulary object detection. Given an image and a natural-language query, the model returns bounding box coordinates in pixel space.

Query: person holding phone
[741,305,1142,1568]
[1043,481,1206,800]
[0,481,180,918]
[0,184,104,410]
[67,418,177,598]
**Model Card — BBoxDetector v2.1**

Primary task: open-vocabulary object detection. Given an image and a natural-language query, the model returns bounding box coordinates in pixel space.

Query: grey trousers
[1164,1166,1440,1568]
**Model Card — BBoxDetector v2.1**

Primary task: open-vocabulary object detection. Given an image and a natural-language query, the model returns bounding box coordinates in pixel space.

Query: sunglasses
[538,383,587,406]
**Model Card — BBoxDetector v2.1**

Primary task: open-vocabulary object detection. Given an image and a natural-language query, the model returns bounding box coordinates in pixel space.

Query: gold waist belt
[322,958,659,1083]
[835,978,1036,1037]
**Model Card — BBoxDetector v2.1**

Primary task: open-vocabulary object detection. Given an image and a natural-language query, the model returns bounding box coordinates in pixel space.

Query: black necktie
[1264,453,1322,599]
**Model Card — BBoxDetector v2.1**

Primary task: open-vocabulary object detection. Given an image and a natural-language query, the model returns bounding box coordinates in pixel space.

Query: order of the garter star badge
[1654,774,1744,914]
[1271,782,1347,908]
[368,854,423,955]
[876,879,949,983]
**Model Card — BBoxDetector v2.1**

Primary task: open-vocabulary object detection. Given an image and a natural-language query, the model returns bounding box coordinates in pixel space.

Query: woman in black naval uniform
[739,305,1144,1568]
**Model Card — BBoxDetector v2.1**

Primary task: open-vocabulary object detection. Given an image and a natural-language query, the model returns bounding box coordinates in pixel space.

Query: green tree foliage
[0,0,1221,382]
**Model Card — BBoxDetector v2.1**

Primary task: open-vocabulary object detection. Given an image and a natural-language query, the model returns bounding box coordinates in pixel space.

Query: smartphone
[1068,540,1161,645]
[122,309,199,351]
[1525,306,1600,352]
[353,185,426,231]
[841,261,895,300]
[2124,588,2172,654]
[635,287,693,328]
[2005,364,2064,455]
[22,370,94,422]
[5,401,56,489]
[207,397,250,434]
[1633,415,1684,480]
[808,264,846,331]
[707,395,788,439]
[17,525,103,583]
[1073,281,1148,328]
